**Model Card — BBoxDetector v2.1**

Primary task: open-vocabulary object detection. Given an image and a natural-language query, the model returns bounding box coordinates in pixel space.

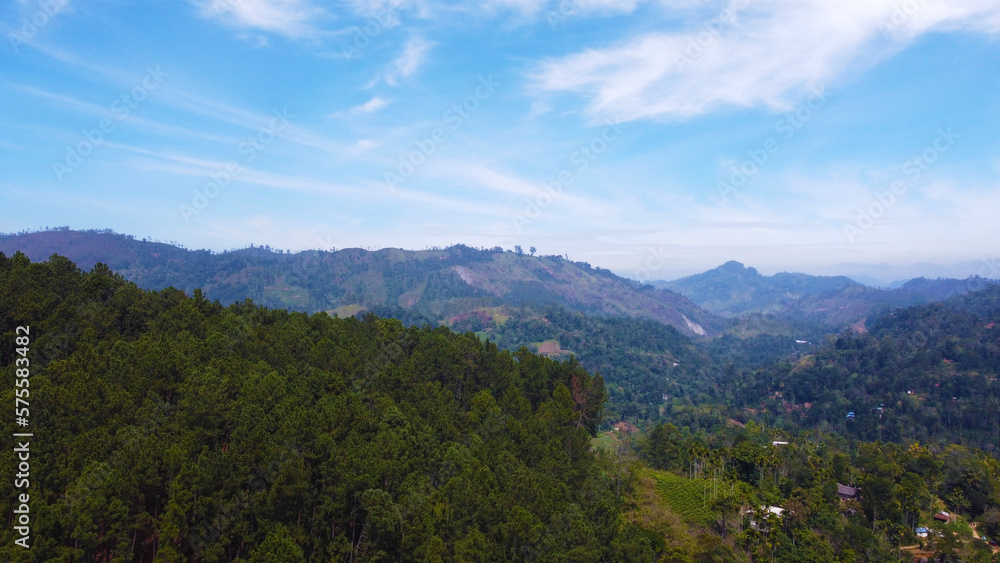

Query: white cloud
[483,0,642,17]
[383,37,434,86]
[11,84,237,145]
[236,32,270,47]
[343,0,409,17]
[356,138,379,150]
[426,161,543,197]
[352,96,392,114]
[532,0,1000,123]
[196,0,325,39]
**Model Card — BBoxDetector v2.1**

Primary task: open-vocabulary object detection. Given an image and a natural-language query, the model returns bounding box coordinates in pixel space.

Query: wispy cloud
[483,0,642,17]
[382,37,433,86]
[108,141,509,218]
[140,87,361,157]
[531,0,1000,123]
[12,75,358,160]
[195,0,325,39]
[422,161,544,199]
[6,0,998,277]
[325,96,392,122]
[349,96,392,115]
[235,32,271,48]
[9,83,236,145]
[342,0,409,17]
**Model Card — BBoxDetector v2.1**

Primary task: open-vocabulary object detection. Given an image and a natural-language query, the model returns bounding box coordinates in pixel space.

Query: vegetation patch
[647,469,717,527]
[327,303,366,317]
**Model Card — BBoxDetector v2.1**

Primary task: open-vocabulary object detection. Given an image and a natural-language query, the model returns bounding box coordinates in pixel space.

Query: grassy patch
[590,431,616,452]
[626,470,698,558]
[327,304,366,318]
[646,469,717,527]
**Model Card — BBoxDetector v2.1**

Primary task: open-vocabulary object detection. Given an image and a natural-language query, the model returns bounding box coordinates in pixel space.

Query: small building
[915,527,928,538]
[772,441,789,446]
[748,506,785,532]
[934,511,951,523]
[837,483,860,501]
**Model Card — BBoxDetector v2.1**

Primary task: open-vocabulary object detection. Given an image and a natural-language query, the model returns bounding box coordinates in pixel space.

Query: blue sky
[2,0,999,283]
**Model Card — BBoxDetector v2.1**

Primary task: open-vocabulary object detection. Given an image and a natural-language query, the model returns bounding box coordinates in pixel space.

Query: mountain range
[0,229,719,337]
[3,230,996,340]
[657,260,996,328]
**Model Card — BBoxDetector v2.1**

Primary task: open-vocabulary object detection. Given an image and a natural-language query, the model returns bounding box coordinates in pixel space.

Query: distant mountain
[789,276,999,328]
[0,229,721,337]
[656,261,858,317]
[845,274,892,288]
[657,260,997,329]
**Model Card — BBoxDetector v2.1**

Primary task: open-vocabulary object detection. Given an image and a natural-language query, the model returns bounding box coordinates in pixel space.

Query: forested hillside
[636,421,1000,562]
[477,307,714,422]
[334,276,1000,448]
[0,252,656,562]
[366,304,820,428]
[5,253,1000,562]
[723,286,1000,451]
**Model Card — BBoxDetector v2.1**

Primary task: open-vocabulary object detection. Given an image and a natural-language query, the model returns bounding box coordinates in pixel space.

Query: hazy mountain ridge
[656,260,859,317]
[0,229,721,337]
[658,260,997,327]
[786,276,999,328]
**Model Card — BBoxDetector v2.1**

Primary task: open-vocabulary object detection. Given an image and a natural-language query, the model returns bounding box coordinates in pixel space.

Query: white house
[749,506,785,531]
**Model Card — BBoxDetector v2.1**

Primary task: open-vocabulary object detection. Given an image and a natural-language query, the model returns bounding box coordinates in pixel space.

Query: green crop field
[646,469,717,527]
[590,431,616,452]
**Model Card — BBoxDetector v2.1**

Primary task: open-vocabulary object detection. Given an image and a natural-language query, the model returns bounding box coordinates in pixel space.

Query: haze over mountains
[2,229,996,339]
[0,229,718,337]
[656,261,857,316]
[6,228,997,438]
[658,260,998,327]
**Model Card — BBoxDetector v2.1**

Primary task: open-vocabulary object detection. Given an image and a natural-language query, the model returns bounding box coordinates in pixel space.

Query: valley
[2,232,999,562]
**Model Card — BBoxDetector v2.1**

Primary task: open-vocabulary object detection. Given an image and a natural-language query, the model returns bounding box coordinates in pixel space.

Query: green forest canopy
[0,252,652,562]
[3,253,1000,562]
